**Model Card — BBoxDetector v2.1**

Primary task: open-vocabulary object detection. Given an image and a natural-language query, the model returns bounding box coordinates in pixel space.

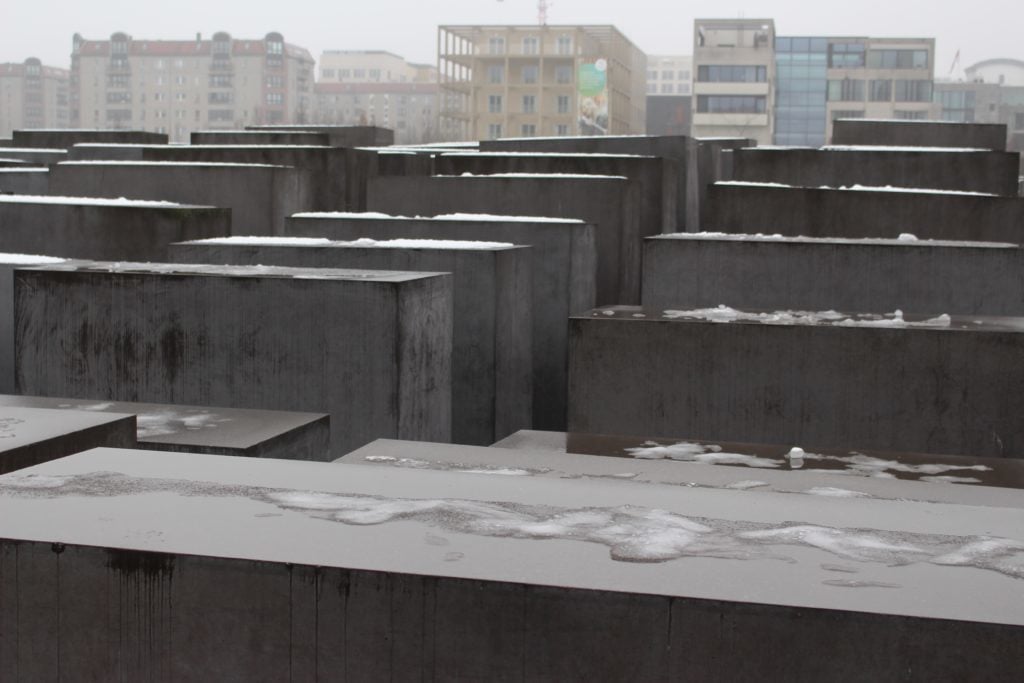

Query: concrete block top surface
[439,151,655,160]
[0,253,66,265]
[292,211,588,226]
[3,447,1024,626]
[650,231,1021,249]
[477,432,1024,502]
[0,194,218,210]
[578,305,1024,334]
[57,160,295,170]
[716,179,1000,197]
[19,260,448,284]
[0,395,326,450]
[179,235,522,251]
[0,407,134,453]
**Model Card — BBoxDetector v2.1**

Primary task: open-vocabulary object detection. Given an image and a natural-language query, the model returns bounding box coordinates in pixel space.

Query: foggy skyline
[4,0,1022,79]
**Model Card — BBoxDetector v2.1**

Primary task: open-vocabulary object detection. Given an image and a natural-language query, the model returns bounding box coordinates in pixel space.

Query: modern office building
[691,19,776,144]
[313,81,439,144]
[646,55,692,96]
[692,19,939,146]
[437,25,647,141]
[70,32,315,142]
[935,60,1024,151]
[318,51,437,85]
[0,58,70,138]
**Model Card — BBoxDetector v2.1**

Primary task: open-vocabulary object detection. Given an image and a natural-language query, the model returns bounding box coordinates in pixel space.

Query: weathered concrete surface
[0,168,48,195]
[170,239,531,446]
[1,255,67,394]
[1,449,1022,680]
[688,137,753,231]
[14,262,452,457]
[348,437,1024,506]
[0,395,330,461]
[286,213,597,431]
[191,130,331,146]
[568,307,1024,458]
[66,144,378,212]
[0,148,67,164]
[48,161,314,236]
[368,149,435,176]
[11,129,167,148]
[433,152,679,234]
[0,408,135,474]
[706,182,1024,241]
[832,119,1008,151]
[0,195,231,261]
[245,124,394,147]
[642,233,1024,315]
[367,174,639,305]
[729,146,1021,196]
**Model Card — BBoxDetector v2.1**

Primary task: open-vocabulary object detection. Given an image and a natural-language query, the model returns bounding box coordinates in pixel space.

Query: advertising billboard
[578,58,609,135]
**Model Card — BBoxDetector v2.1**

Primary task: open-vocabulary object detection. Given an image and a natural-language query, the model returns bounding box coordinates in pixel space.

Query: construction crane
[497,0,554,26]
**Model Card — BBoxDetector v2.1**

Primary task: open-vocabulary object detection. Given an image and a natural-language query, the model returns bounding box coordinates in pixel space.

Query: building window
[1015,113,1024,130]
[555,123,569,135]
[523,37,539,55]
[175,75,187,85]
[267,40,283,55]
[209,110,233,122]
[696,95,766,113]
[265,75,283,88]
[487,65,504,84]
[869,79,892,102]
[353,69,365,78]
[866,49,928,69]
[678,70,690,80]
[661,70,674,80]
[827,79,865,102]
[521,123,536,136]
[522,94,536,113]
[831,109,865,120]
[894,110,928,120]
[488,37,505,54]
[340,69,351,78]
[107,73,130,88]
[894,80,933,102]
[322,69,336,78]
[696,65,767,83]
[556,94,570,114]
[646,83,657,94]
[174,92,187,102]
[660,83,674,94]
[487,123,502,139]
[827,43,866,68]
[554,65,572,84]
[521,65,538,84]
[647,70,657,80]
[556,35,572,55]
[208,91,233,104]
[266,92,283,105]
[369,69,381,81]
[105,91,132,104]
[488,94,502,113]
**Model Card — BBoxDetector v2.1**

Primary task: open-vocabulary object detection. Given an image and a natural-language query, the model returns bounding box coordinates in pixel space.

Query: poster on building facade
[578,58,609,135]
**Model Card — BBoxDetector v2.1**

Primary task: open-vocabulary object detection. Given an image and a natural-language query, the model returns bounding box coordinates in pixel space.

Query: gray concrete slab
[642,233,1024,315]
[345,437,1024,508]
[0,254,68,394]
[729,146,1021,196]
[244,124,394,147]
[0,395,329,461]
[48,161,315,236]
[10,129,167,149]
[286,213,597,431]
[568,306,1024,458]
[1,448,1022,679]
[0,148,67,164]
[706,181,1024,241]
[434,151,679,234]
[14,261,452,457]
[367,174,640,305]
[0,195,231,261]
[0,168,48,195]
[191,130,330,146]
[832,119,1009,150]
[169,237,531,446]
[0,408,135,474]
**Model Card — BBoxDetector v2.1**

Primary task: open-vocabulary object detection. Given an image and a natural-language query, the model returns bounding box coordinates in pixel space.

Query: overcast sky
[4,1,1021,79]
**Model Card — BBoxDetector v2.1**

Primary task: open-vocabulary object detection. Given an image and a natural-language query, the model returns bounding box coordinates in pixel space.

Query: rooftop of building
[71,32,313,62]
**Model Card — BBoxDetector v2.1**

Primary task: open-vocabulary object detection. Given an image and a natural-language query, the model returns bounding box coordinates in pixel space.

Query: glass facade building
[773,37,828,146]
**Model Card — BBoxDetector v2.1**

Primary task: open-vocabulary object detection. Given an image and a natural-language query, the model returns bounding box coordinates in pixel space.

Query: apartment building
[438,25,646,141]
[0,58,69,138]
[647,55,692,96]
[314,81,438,144]
[318,50,437,84]
[70,31,314,142]
[691,19,776,144]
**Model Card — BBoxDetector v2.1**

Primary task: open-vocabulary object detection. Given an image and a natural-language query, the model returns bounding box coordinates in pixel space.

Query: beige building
[438,25,646,141]
[319,50,437,84]
[647,55,692,96]
[0,58,70,138]
[314,82,438,144]
[691,19,776,144]
[71,31,314,142]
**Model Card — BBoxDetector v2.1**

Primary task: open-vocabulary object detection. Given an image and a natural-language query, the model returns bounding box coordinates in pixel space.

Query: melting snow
[0,253,65,264]
[626,441,784,468]
[290,211,583,223]
[0,194,197,208]
[804,487,871,498]
[662,306,952,329]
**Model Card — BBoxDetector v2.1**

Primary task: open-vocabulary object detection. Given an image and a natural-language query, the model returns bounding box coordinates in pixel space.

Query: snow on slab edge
[438,151,650,159]
[657,232,1020,248]
[188,236,516,249]
[29,261,449,280]
[0,194,211,209]
[716,180,998,197]
[58,161,289,169]
[659,305,953,329]
[439,172,628,180]
[291,211,585,223]
[0,253,66,265]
